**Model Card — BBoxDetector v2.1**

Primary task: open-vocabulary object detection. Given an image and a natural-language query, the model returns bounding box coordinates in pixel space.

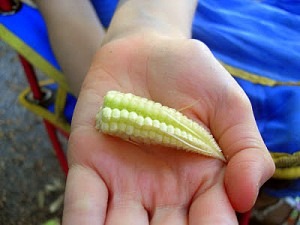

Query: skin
[35,0,105,96]
[34,0,275,224]
[63,33,275,225]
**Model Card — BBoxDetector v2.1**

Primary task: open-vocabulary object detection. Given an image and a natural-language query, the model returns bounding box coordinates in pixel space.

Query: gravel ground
[0,40,66,225]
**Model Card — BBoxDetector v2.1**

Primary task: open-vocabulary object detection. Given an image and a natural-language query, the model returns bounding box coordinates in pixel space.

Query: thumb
[224,144,275,212]
[212,89,275,212]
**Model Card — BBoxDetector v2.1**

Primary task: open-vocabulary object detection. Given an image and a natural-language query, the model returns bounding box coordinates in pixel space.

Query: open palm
[62,34,274,225]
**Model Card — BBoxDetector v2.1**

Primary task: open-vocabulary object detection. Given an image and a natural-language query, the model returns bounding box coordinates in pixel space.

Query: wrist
[103,0,197,44]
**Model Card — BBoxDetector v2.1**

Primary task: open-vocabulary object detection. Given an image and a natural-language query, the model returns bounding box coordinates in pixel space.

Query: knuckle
[228,86,253,113]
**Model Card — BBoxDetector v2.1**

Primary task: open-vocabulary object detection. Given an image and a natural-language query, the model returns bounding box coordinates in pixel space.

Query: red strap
[0,0,13,12]
[239,210,251,225]
[18,55,44,101]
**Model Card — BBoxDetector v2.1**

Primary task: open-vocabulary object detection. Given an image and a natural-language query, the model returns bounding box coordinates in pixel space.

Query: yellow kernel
[152,102,162,117]
[181,131,188,139]
[175,128,181,136]
[154,133,163,143]
[120,109,129,119]
[119,123,127,133]
[176,139,183,148]
[144,117,153,129]
[149,130,156,139]
[144,101,153,114]
[121,94,132,107]
[136,116,144,127]
[112,108,121,119]
[159,106,169,120]
[140,130,148,139]
[133,128,141,138]
[110,122,118,132]
[188,134,194,142]
[125,125,134,135]
[162,135,170,145]
[153,120,160,129]
[101,122,109,132]
[167,125,175,135]
[170,137,177,145]
[102,107,112,121]
[159,122,168,133]
[129,111,138,122]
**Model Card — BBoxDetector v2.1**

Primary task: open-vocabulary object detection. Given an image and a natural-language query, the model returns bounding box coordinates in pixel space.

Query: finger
[212,93,275,212]
[150,206,187,225]
[224,146,275,212]
[62,165,108,225]
[105,196,149,225]
[189,178,238,225]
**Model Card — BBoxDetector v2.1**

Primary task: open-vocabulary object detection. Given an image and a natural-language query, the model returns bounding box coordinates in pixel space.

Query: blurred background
[0,40,65,225]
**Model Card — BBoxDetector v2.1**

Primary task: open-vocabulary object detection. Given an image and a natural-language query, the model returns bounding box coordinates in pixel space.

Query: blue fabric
[46,84,77,124]
[262,0,300,15]
[0,4,61,70]
[91,0,118,28]
[192,0,300,82]
[264,179,300,198]
[236,78,300,154]
[191,0,300,155]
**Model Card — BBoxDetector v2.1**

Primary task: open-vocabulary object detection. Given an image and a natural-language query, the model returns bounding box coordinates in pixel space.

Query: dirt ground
[0,41,66,225]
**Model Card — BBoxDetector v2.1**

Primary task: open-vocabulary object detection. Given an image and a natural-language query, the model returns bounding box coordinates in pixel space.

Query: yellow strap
[222,62,300,86]
[0,25,70,91]
[273,166,300,180]
[272,152,300,168]
[55,86,68,120]
[223,63,300,179]
[18,81,71,133]
[270,152,300,179]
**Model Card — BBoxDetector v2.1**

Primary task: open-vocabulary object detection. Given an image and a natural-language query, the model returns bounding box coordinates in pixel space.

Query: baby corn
[96,91,226,161]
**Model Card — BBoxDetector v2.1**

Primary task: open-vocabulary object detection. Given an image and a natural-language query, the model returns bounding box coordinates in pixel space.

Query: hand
[62,33,275,225]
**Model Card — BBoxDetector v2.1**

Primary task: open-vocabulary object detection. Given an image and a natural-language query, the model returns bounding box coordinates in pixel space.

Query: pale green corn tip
[96,90,226,162]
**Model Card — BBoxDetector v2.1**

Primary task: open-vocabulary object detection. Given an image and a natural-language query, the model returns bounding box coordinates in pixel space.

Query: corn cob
[96,91,226,161]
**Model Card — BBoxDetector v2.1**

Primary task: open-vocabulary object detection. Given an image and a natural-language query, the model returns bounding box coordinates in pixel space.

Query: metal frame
[1,0,68,175]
